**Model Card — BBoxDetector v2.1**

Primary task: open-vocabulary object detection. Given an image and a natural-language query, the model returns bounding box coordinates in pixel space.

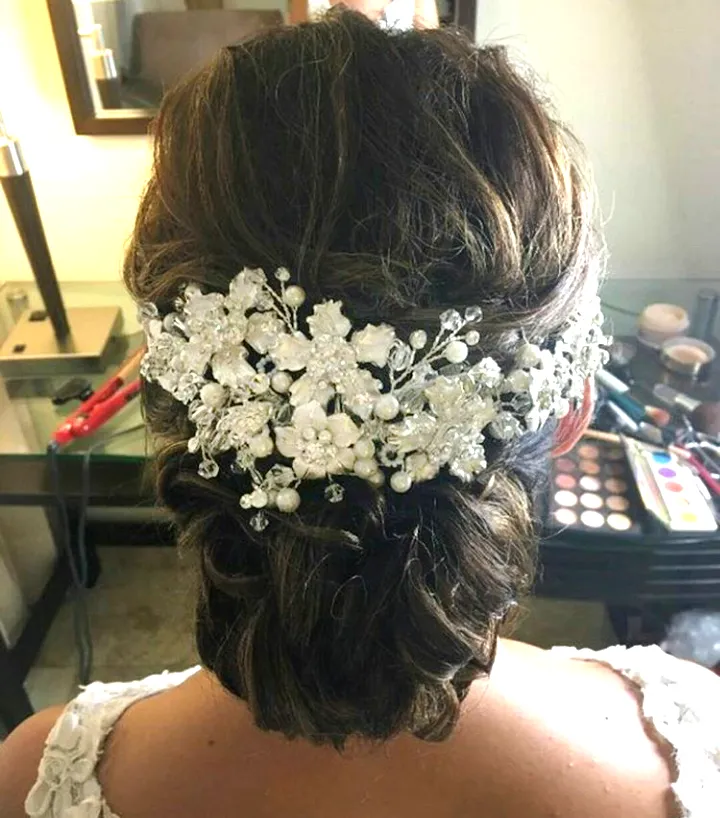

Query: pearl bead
[369,470,385,487]
[302,427,317,441]
[251,490,268,509]
[276,487,301,513]
[199,382,226,409]
[516,343,542,368]
[271,371,292,393]
[162,313,178,332]
[353,439,375,459]
[465,330,480,346]
[504,369,530,392]
[374,394,400,421]
[409,330,428,350]
[390,471,413,493]
[249,436,273,458]
[318,429,333,444]
[444,340,469,364]
[354,458,377,479]
[283,285,306,309]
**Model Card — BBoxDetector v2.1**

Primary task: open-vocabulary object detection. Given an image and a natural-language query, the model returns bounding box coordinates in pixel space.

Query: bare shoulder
[453,640,676,818]
[0,706,65,818]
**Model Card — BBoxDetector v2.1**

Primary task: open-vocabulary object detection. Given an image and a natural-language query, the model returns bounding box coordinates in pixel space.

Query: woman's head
[125,11,604,748]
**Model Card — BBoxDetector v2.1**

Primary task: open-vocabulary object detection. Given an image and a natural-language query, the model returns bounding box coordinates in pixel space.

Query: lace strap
[25,667,200,818]
[552,645,720,817]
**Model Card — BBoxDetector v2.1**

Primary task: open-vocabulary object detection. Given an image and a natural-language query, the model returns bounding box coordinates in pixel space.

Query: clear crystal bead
[399,389,425,414]
[388,343,412,370]
[231,458,247,475]
[138,302,159,321]
[268,465,296,487]
[324,484,345,504]
[411,361,435,383]
[250,512,269,532]
[440,309,463,333]
[465,306,483,323]
[275,268,291,282]
[379,445,403,467]
[198,459,219,479]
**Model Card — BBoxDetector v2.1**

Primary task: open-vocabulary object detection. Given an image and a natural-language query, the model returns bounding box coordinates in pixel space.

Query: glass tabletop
[0,280,147,460]
[0,276,718,460]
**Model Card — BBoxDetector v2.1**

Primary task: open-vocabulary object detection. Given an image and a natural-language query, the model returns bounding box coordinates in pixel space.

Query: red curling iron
[50,346,145,448]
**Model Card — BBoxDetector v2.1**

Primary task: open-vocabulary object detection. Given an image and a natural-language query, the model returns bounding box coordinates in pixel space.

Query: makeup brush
[605,401,665,445]
[653,384,720,438]
[604,390,671,427]
[598,371,671,426]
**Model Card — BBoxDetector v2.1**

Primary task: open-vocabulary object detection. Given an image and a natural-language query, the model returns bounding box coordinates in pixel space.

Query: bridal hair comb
[140,268,610,531]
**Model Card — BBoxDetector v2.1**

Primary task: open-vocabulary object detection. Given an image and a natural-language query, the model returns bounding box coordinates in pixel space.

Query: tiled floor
[25,547,199,709]
[24,547,616,710]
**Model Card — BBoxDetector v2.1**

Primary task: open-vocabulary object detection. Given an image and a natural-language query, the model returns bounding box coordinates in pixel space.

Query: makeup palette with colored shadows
[549,438,643,534]
[623,438,717,533]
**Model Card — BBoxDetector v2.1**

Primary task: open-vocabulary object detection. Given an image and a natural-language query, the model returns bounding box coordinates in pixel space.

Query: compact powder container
[637,303,689,348]
[547,438,643,534]
[660,336,715,379]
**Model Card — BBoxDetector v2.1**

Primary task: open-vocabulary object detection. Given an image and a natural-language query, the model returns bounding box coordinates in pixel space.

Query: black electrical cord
[77,424,146,587]
[47,423,145,685]
[47,443,93,684]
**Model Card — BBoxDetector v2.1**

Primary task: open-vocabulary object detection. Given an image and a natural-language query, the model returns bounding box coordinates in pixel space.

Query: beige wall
[632,0,720,279]
[476,0,682,280]
[0,1,151,283]
[476,0,719,281]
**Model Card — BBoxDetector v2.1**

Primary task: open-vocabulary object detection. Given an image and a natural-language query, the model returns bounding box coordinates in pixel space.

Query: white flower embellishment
[351,323,396,367]
[140,267,610,529]
[276,401,361,479]
[306,299,352,338]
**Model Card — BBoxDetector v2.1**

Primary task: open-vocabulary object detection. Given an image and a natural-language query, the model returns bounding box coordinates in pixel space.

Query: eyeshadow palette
[548,437,644,534]
[623,438,717,532]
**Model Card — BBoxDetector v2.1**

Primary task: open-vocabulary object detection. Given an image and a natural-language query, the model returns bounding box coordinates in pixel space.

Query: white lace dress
[25,646,720,818]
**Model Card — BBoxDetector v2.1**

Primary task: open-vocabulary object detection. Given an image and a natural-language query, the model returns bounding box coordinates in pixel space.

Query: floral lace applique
[552,645,720,818]
[25,668,200,818]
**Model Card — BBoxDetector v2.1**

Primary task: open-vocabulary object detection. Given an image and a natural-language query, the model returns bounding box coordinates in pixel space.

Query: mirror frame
[46,0,311,136]
[47,0,152,135]
[47,0,475,136]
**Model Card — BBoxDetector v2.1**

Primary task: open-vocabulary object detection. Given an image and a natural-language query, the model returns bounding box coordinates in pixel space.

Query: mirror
[48,0,476,135]
[47,0,291,135]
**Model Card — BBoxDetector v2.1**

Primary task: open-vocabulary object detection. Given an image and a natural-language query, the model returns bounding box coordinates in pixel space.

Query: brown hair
[125,11,602,748]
